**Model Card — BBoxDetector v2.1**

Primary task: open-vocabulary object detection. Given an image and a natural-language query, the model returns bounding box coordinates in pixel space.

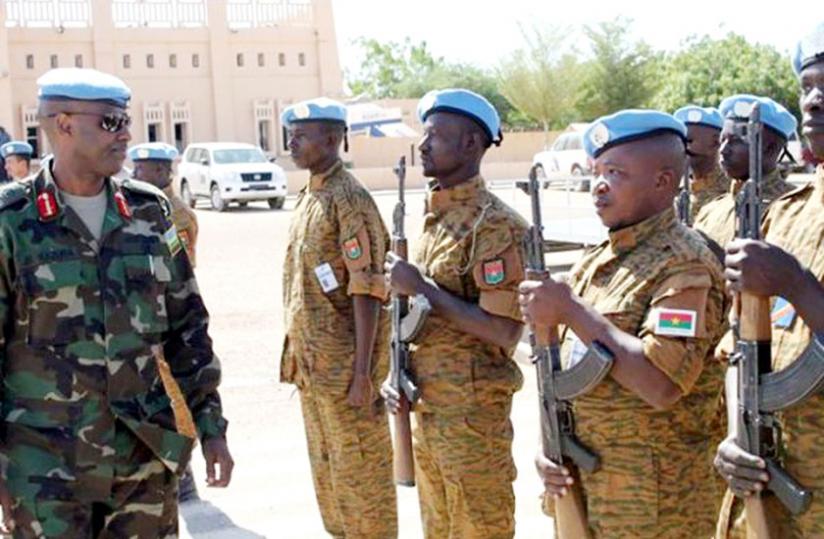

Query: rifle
[524,164,614,539]
[677,163,692,226]
[388,155,430,486]
[731,103,815,538]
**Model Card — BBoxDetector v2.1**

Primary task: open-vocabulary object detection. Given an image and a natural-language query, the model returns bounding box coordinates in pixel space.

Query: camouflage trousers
[414,402,517,539]
[299,390,397,538]
[5,424,179,539]
[543,438,719,539]
[716,488,824,538]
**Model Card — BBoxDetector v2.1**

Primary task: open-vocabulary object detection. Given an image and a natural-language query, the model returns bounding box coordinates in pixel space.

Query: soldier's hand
[0,478,14,535]
[203,436,234,488]
[518,277,573,327]
[347,373,373,408]
[380,379,401,414]
[714,437,769,497]
[725,240,804,298]
[384,252,424,296]
[535,450,575,498]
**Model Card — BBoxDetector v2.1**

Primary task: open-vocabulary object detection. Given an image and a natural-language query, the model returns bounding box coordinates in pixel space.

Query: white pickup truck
[177,142,288,211]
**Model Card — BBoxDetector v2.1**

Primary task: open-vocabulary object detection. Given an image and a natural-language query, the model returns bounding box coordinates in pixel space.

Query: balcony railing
[227,0,313,29]
[112,0,207,28]
[5,0,91,28]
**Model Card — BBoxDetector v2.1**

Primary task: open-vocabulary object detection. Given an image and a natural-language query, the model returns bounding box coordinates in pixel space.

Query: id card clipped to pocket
[314,263,339,293]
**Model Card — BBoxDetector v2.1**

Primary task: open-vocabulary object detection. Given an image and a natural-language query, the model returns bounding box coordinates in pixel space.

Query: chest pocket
[20,259,87,347]
[123,254,170,335]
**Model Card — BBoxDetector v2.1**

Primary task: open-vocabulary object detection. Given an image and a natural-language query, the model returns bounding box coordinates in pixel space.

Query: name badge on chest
[314,263,339,293]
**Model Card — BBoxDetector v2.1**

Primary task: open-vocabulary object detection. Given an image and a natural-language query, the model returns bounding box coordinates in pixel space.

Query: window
[258,120,271,151]
[174,123,187,152]
[169,54,177,68]
[147,123,160,142]
[74,54,83,68]
[25,55,34,69]
[298,52,305,67]
[278,53,286,67]
[50,55,58,68]
[123,54,131,69]
[258,53,265,67]
[236,53,244,67]
[147,54,154,69]
[192,54,200,68]
[25,127,39,157]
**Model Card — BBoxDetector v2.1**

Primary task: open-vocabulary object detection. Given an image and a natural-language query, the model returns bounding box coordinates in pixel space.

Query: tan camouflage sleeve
[639,267,722,394]
[162,234,228,441]
[336,188,389,300]
[471,240,527,322]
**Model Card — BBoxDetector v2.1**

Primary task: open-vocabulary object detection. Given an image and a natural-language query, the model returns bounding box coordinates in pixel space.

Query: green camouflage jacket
[0,160,227,478]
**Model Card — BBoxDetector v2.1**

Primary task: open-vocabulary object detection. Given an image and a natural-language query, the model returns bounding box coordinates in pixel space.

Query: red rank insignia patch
[36,191,59,221]
[114,191,131,219]
[343,237,362,260]
[483,258,505,285]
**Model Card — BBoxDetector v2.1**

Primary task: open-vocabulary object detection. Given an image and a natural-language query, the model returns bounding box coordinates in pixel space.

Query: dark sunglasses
[46,111,132,133]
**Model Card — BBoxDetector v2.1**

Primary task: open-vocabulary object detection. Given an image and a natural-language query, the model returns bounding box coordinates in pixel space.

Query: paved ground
[175,182,601,538]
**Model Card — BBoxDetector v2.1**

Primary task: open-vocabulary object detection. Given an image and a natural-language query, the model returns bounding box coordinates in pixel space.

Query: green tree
[576,17,661,120]
[652,33,800,120]
[496,24,583,137]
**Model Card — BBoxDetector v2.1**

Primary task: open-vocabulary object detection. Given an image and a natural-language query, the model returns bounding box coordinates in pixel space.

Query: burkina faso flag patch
[343,237,362,260]
[654,308,697,337]
[483,258,505,285]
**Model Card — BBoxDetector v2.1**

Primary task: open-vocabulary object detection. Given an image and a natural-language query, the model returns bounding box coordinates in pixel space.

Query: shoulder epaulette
[0,181,30,211]
[120,178,172,217]
[775,182,812,202]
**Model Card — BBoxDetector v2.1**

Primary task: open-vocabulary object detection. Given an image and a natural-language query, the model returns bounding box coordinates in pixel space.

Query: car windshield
[212,148,268,164]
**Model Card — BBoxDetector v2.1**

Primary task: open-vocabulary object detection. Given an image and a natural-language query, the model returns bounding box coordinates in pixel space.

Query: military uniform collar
[728,168,783,196]
[816,165,824,201]
[692,163,725,192]
[308,160,343,192]
[428,175,486,212]
[608,208,677,255]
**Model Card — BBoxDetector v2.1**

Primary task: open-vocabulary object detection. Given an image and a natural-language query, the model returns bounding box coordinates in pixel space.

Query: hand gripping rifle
[524,164,614,538]
[389,155,431,486]
[731,103,823,537]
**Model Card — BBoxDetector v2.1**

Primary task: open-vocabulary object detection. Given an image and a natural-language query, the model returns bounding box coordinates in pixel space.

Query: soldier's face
[287,123,333,170]
[686,124,721,176]
[800,61,824,159]
[5,155,29,180]
[418,114,465,179]
[591,143,667,229]
[62,102,132,178]
[718,121,750,180]
[133,160,172,189]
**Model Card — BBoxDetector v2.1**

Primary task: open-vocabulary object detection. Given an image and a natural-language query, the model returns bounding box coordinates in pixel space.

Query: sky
[331,0,821,78]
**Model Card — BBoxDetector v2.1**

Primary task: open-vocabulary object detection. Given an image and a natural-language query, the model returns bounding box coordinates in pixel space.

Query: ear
[656,166,678,191]
[54,113,73,137]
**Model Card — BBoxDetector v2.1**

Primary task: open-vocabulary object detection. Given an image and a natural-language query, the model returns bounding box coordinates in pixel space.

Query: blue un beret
[128,142,179,162]
[417,88,503,146]
[281,97,347,126]
[718,94,797,140]
[793,22,824,76]
[37,68,131,108]
[0,141,33,158]
[583,109,687,159]
[674,105,724,130]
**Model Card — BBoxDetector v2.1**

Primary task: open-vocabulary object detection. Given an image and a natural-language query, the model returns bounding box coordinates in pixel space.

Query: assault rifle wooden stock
[388,155,430,486]
[524,164,613,539]
[731,103,821,538]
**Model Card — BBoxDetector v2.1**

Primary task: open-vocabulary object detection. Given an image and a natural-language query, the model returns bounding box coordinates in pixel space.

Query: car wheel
[533,164,550,189]
[180,181,195,208]
[268,197,285,210]
[210,184,227,212]
[238,202,248,208]
[571,165,589,191]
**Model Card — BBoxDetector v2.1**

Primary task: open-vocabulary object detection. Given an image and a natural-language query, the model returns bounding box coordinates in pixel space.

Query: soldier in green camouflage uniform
[0,68,233,538]
[384,89,527,539]
[713,25,824,538]
[521,110,727,538]
[693,95,797,249]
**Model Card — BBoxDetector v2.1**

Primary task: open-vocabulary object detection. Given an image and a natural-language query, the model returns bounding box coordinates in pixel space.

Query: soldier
[713,22,824,538]
[673,105,729,219]
[128,142,200,503]
[693,95,797,248]
[382,89,527,538]
[279,97,397,538]
[521,110,727,538]
[0,67,233,537]
[0,141,34,181]
[128,143,198,267]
